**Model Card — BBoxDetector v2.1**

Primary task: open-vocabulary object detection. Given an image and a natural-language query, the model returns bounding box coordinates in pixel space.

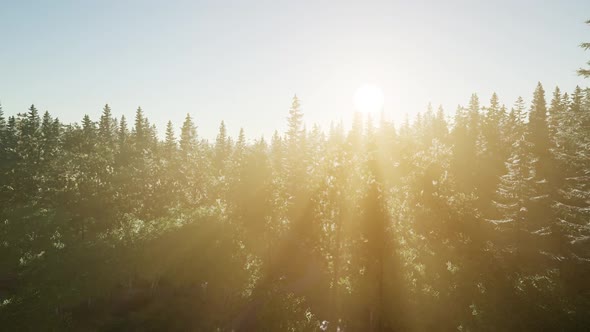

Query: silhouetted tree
[578,20,590,78]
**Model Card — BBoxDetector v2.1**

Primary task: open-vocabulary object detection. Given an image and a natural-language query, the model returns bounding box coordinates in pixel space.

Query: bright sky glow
[1,1,589,139]
[354,84,385,114]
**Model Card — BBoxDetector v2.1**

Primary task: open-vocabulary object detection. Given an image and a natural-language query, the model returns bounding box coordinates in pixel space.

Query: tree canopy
[1,83,589,331]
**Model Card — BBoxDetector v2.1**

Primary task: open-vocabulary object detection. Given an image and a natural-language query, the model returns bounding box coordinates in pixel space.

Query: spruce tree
[286,95,303,153]
[133,106,151,152]
[434,105,449,141]
[164,120,177,153]
[270,130,284,175]
[40,111,59,161]
[548,87,564,140]
[0,103,5,136]
[233,127,246,170]
[180,113,198,156]
[0,105,8,192]
[528,83,551,180]
[577,20,590,78]
[23,104,41,137]
[134,106,145,139]
[552,86,590,263]
[17,105,42,170]
[214,120,231,171]
[81,114,96,152]
[99,104,115,145]
[479,93,507,210]
[0,104,6,162]
[451,96,479,193]
[118,115,129,144]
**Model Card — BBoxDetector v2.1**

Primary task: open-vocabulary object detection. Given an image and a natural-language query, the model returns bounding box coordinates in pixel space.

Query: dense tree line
[0,83,589,331]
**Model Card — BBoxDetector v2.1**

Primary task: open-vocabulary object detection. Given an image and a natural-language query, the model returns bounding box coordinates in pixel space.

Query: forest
[0,80,589,331]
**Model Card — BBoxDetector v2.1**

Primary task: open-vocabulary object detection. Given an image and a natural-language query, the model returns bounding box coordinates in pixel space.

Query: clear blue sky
[1,1,589,140]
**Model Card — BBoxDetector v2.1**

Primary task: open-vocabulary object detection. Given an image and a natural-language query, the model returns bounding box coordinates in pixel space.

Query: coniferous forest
[2,8,590,330]
[1,82,590,331]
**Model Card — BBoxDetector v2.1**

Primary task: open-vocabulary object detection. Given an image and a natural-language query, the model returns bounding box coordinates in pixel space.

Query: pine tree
[270,130,284,174]
[286,95,303,154]
[115,115,131,169]
[233,127,246,168]
[307,123,326,175]
[503,96,527,146]
[23,104,41,137]
[451,95,479,193]
[493,133,535,228]
[164,120,177,153]
[284,95,306,198]
[149,123,158,149]
[6,116,17,148]
[214,120,231,171]
[552,86,590,257]
[78,114,95,155]
[0,104,8,189]
[17,105,43,168]
[548,87,564,140]
[570,86,584,115]
[0,103,6,137]
[528,83,551,180]
[177,113,205,206]
[118,115,129,144]
[40,111,59,161]
[468,93,481,134]
[482,93,504,145]
[479,93,508,211]
[284,96,308,219]
[577,20,590,78]
[1,115,17,178]
[133,106,151,151]
[99,104,115,145]
[134,106,145,138]
[519,84,554,240]
[180,113,198,156]
[434,105,449,141]
[0,104,6,161]
[41,111,52,137]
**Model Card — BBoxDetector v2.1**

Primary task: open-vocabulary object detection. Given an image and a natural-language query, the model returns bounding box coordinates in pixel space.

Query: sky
[1,0,589,140]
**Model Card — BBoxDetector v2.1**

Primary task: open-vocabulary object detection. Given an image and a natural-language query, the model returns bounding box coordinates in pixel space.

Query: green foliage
[0,85,589,331]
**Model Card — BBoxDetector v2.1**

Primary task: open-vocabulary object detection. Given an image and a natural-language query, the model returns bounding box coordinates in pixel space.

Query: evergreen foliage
[0,85,589,331]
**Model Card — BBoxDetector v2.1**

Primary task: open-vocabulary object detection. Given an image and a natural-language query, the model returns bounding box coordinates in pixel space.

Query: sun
[353,84,384,114]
